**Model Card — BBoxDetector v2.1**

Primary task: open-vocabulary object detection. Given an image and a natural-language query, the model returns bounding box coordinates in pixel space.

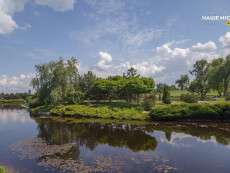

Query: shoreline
[29,101,230,122]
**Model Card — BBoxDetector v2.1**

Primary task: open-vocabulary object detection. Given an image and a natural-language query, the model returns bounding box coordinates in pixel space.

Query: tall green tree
[175,74,190,90]
[222,55,230,96]
[162,85,171,104]
[190,59,209,100]
[80,71,97,98]
[31,58,82,105]
[208,58,224,97]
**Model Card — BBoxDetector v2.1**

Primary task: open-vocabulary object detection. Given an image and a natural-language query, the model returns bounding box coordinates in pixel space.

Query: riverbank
[150,102,230,121]
[31,102,149,120]
[0,99,26,108]
[30,101,230,121]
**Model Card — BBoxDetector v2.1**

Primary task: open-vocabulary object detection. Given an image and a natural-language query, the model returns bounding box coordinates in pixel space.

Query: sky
[0,0,230,92]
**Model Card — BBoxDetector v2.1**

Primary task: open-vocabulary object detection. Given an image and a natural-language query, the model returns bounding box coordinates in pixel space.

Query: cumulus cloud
[219,32,230,47]
[0,73,33,93]
[156,42,190,59]
[97,51,113,70]
[0,0,29,34]
[94,51,164,77]
[35,0,76,12]
[191,41,217,52]
[0,0,76,34]
[0,11,17,34]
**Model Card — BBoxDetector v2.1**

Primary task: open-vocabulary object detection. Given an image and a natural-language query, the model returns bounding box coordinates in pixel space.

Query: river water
[0,108,230,173]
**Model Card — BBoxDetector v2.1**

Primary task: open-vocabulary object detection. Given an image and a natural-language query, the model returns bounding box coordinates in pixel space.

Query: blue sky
[0,0,230,92]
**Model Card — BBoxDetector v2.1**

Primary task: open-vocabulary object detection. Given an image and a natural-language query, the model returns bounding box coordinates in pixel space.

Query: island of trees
[1,55,230,121]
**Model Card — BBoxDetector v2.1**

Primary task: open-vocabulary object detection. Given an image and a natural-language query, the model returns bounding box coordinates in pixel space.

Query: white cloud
[0,73,33,93]
[0,11,17,34]
[97,51,113,70]
[156,42,190,59]
[0,0,75,34]
[35,0,76,12]
[0,0,28,34]
[219,32,230,47]
[191,41,217,52]
[94,51,164,77]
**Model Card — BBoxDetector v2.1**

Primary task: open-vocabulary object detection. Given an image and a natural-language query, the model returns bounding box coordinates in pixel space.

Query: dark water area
[0,109,230,173]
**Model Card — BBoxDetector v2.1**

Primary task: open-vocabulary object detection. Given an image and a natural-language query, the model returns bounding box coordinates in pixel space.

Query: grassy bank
[32,102,149,121]
[0,166,6,173]
[150,102,230,121]
[31,101,230,121]
[0,99,26,107]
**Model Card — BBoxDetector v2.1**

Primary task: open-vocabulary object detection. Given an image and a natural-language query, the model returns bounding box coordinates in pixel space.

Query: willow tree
[31,57,82,105]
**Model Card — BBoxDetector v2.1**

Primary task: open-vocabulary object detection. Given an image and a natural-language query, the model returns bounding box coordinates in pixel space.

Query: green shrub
[50,103,148,120]
[180,93,198,103]
[225,93,230,101]
[150,102,230,120]
[162,86,171,104]
[143,94,156,111]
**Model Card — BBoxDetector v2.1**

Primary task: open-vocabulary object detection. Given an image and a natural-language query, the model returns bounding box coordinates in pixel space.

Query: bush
[180,93,198,103]
[162,86,171,104]
[150,102,230,120]
[225,93,230,101]
[143,94,156,111]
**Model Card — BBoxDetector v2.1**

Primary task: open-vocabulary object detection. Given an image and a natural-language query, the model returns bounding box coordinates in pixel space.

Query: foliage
[180,93,198,103]
[0,99,25,107]
[79,71,97,98]
[142,94,156,111]
[150,102,230,120]
[156,83,165,100]
[90,76,155,103]
[225,93,230,101]
[208,58,224,96]
[31,58,83,105]
[190,59,209,100]
[175,74,189,90]
[162,85,171,104]
[50,103,148,120]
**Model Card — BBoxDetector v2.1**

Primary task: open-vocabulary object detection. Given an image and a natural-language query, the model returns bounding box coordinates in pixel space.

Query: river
[0,108,230,173]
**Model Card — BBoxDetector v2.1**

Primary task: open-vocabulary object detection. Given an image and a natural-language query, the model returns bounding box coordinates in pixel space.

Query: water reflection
[146,123,230,146]
[1,109,230,173]
[35,119,158,152]
[0,109,34,124]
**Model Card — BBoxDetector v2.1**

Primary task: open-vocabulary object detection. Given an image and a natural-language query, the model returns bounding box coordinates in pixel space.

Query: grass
[30,102,149,120]
[0,99,25,107]
[150,101,230,120]
[50,103,149,120]
[0,166,6,173]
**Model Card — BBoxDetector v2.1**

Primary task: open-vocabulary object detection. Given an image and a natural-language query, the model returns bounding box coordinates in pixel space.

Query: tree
[175,74,189,90]
[156,83,165,100]
[123,67,140,78]
[208,58,224,97]
[162,85,171,104]
[80,71,97,98]
[31,58,82,105]
[222,55,230,96]
[190,59,209,100]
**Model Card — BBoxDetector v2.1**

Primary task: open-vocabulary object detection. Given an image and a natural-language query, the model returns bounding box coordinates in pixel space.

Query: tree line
[31,55,230,107]
[174,55,230,100]
[31,58,155,106]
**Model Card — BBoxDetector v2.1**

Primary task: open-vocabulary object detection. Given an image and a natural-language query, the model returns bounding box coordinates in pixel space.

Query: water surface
[0,108,230,173]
